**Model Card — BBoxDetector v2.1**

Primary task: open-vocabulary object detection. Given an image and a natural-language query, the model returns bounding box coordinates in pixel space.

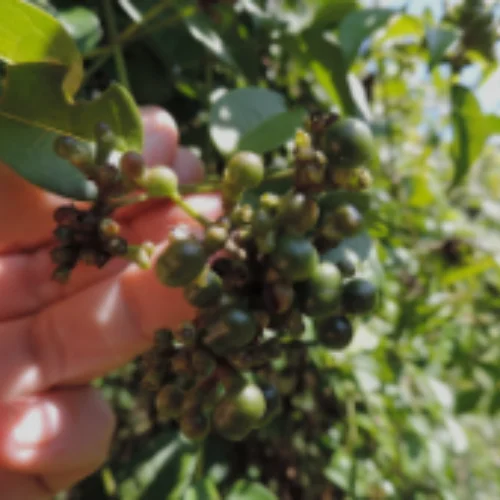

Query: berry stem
[171,194,211,227]
[109,192,149,208]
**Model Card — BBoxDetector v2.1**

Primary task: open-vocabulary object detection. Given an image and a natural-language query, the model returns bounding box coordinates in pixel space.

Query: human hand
[0,107,222,498]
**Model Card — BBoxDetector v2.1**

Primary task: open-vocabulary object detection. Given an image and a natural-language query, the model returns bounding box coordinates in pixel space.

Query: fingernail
[13,402,60,447]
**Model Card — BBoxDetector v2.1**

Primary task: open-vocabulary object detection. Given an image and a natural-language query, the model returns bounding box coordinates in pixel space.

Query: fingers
[0,386,114,495]
[0,470,52,500]
[0,195,223,396]
[0,107,185,253]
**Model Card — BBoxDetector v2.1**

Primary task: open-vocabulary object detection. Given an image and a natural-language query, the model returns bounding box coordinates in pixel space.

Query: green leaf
[185,13,236,68]
[450,85,488,187]
[227,480,277,500]
[380,14,424,42]
[338,8,395,68]
[58,7,103,54]
[209,87,289,156]
[300,30,358,116]
[489,390,500,414]
[0,0,83,96]
[442,256,496,286]
[114,429,201,500]
[455,388,483,414]
[0,63,142,200]
[426,25,460,69]
[238,108,307,154]
[185,478,221,500]
[310,0,359,31]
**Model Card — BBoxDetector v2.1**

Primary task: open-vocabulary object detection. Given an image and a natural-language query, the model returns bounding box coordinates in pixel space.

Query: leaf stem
[103,0,131,91]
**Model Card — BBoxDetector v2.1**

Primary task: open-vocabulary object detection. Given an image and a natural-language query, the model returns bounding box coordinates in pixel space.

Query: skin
[0,106,222,498]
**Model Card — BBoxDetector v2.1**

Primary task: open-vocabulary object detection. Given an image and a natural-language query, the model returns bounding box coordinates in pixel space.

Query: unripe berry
[213,384,266,441]
[331,204,363,235]
[326,117,377,169]
[272,235,320,282]
[143,166,179,198]
[203,307,258,355]
[225,151,264,189]
[156,238,206,287]
[298,261,342,317]
[184,269,223,308]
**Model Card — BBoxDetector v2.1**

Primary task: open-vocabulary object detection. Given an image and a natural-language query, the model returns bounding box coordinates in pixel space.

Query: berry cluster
[50,123,176,281]
[50,112,378,442]
[142,114,378,441]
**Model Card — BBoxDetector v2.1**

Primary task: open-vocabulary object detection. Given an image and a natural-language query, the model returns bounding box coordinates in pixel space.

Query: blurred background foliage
[23,0,500,498]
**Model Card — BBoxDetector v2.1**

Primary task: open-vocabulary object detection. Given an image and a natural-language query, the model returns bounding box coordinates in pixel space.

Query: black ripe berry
[316,315,353,349]
[342,278,377,314]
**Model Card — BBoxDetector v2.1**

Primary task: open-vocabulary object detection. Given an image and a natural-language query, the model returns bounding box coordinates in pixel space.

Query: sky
[365,0,500,114]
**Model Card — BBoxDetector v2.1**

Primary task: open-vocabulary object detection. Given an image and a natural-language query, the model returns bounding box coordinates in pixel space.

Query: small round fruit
[144,166,179,198]
[180,409,210,441]
[332,204,363,235]
[203,307,258,355]
[315,315,353,349]
[225,151,264,189]
[299,262,342,317]
[341,278,377,314]
[213,384,266,441]
[326,117,376,169]
[120,151,146,182]
[184,270,223,308]
[156,239,206,287]
[321,247,360,278]
[272,235,320,282]
[155,384,184,420]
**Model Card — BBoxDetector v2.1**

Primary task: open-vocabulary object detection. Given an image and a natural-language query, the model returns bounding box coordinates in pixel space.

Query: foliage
[2,0,500,499]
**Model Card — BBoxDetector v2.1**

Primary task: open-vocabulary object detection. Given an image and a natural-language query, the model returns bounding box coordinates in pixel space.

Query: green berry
[299,261,342,317]
[156,239,206,287]
[144,166,179,198]
[225,151,264,189]
[332,204,363,235]
[341,278,377,314]
[272,235,320,282]
[326,117,376,169]
[203,307,258,355]
[315,315,353,349]
[184,269,223,308]
[280,193,319,234]
[213,384,266,441]
[180,408,210,441]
